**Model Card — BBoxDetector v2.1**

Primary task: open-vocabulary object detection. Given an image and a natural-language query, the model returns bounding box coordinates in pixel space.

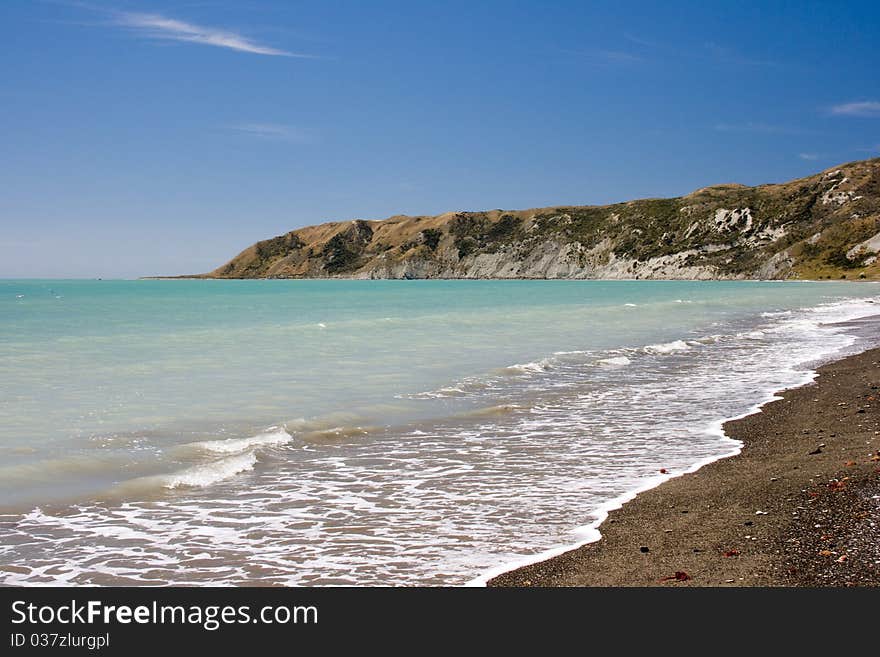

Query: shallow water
[1,279,879,585]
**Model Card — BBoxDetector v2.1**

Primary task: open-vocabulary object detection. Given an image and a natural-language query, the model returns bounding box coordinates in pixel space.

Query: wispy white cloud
[111,11,313,57]
[227,123,312,143]
[798,153,819,161]
[830,101,880,118]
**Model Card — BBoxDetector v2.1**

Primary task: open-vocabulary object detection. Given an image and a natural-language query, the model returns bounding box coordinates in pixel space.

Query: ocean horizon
[2,278,880,585]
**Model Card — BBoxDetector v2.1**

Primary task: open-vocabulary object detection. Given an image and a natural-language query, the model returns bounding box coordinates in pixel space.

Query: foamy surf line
[167,426,290,485]
[643,339,690,354]
[465,302,880,587]
[186,427,291,454]
[465,376,813,587]
[117,451,260,493]
[119,427,291,494]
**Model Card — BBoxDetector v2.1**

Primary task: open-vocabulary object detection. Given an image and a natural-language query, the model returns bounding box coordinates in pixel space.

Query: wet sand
[489,328,880,587]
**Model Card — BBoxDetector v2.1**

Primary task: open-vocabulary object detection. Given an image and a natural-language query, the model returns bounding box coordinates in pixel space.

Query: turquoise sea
[1,279,879,585]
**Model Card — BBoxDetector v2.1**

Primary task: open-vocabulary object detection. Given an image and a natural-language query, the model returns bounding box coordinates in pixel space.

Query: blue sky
[1,1,879,278]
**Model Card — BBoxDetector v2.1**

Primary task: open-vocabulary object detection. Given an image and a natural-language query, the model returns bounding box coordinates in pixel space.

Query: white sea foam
[597,356,631,366]
[643,339,691,354]
[465,436,744,587]
[468,296,880,587]
[404,385,467,399]
[159,452,258,489]
[507,358,555,373]
[410,352,583,399]
[188,427,291,454]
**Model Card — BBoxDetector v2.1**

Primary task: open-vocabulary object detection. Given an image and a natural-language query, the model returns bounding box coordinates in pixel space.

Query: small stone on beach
[660,571,691,582]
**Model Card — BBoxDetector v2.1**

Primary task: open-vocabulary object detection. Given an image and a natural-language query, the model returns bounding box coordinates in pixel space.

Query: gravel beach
[489,326,880,587]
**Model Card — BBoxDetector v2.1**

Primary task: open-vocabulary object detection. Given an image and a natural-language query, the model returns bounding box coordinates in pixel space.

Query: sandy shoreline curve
[486,320,880,587]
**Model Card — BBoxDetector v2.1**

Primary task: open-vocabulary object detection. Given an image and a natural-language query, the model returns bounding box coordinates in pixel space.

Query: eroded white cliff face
[357,239,767,280]
[846,230,880,261]
[353,202,799,280]
[821,171,864,206]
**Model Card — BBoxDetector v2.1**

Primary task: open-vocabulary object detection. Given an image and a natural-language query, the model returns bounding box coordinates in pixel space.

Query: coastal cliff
[201,158,880,280]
